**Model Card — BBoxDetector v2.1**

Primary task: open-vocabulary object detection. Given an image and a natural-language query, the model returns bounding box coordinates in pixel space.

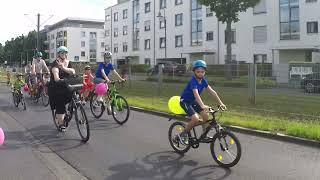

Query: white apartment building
[44,18,106,63]
[105,0,320,67]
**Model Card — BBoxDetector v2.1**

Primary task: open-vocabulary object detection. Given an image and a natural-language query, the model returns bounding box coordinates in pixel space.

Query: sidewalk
[0,109,88,180]
[0,111,59,180]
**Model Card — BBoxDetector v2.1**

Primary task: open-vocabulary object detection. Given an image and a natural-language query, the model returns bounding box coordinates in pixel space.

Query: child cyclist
[80,65,94,104]
[6,70,11,85]
[12,73,26,94]
[177,60,227,145]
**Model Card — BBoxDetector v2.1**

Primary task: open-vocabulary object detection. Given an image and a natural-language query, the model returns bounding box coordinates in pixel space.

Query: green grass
[118,80,320,141]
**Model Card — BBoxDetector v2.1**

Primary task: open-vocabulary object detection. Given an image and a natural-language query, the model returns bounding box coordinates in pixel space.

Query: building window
[81,31,85,37]
[160,0,166,9]
[206,7,213,17]
[50,53,54,58]
[253,26,267,43]
[160,19,166,29]
[145,39,151,50]
[90,32,97,39]
[123,26,128,35]
[175,14,183,26]
[114,44,118,53]
[175,0,183,5]
[106,15,111,21]
[106,30,110,37]
[225,29,236,43]
[280,0,300,40]
[307,21,318,33]
[206,31,214,41]
[133,28,140,51]
[51,34,55,40]
[81,41,85,47]
[81,51,86,57]
[191,0,203,46]
[114,28,118,37]
[144,20,151,31]
[64,31,67,37]
[145,58,151,65]
[254,54,267,63]
[123,9,128,19]
[253,0,267,14]
[175,35,183,47]
[145,2,151,13]
[123,42,128,52]
[101,42,105,48]
[105,45,110,51]
[114,12,118,22]
[160,37,166,48]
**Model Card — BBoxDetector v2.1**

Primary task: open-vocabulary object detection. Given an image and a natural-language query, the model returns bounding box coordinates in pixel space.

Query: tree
[198,0,260,78]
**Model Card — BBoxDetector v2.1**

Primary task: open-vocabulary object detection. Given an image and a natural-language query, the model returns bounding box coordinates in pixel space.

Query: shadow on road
[106,151,231,180]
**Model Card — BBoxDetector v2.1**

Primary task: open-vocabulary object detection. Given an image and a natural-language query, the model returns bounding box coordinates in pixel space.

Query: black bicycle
[168,107,241,168]
[52,84,90,142]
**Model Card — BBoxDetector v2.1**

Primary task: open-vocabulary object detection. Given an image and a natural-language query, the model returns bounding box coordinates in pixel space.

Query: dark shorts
[180,100,203,117]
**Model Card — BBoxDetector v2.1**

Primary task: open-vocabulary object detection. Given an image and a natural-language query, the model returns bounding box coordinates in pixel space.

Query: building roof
[45,17,105,31]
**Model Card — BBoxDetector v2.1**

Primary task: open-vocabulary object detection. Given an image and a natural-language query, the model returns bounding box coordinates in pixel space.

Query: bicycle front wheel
[41,87,49,107]
[75,104,90,142]
[90,94,105,119]
[111,95,130,125]
[210,130,241,168]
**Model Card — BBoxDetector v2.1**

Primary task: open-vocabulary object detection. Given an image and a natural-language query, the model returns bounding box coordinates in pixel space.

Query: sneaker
[97,96,103,103]
[178,132,189,146]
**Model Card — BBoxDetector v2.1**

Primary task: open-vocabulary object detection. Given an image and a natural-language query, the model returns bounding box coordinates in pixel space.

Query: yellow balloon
[168,96,186,115]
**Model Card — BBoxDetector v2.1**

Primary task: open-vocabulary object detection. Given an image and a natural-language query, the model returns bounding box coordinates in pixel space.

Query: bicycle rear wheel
[168,121,191,154]
[210,130,241,168]
[111,95,130,125]
[75,104,90,142]
[90,94,105,118]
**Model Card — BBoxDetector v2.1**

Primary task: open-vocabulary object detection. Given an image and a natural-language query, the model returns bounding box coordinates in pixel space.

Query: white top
[32,59,47,73]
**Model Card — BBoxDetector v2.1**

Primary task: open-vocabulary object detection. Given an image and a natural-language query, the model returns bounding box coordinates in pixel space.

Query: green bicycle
[89,81,130,125]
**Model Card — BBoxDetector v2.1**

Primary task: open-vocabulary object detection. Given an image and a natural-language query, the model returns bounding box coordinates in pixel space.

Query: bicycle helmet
[57,46,69,53]
[192,60,207,71]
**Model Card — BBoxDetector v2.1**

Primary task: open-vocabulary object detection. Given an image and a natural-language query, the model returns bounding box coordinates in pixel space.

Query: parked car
[147,63,187,76]
[301,73,320,93]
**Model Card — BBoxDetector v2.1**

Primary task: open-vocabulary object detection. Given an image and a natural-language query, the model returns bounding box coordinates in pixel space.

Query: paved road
[0,85,319,180]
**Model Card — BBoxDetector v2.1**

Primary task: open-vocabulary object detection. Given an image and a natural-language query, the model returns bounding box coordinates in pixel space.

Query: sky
[0,0,117,45]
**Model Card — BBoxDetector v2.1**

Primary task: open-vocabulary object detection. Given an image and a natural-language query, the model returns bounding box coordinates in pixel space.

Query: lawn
[118,80,320,141]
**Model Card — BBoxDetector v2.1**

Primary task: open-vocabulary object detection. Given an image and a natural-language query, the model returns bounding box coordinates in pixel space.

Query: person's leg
[199,110,209,132]
[55,99,66,130]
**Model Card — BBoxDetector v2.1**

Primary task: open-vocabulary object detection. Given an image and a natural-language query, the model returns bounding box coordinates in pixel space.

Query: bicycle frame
[169,109,224,146]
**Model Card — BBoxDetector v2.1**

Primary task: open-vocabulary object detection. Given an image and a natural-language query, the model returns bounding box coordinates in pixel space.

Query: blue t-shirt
[181,76,209,102]
[95,63,114,79]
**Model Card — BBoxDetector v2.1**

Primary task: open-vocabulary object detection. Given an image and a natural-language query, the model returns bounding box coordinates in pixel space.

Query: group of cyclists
[8,45,125,131]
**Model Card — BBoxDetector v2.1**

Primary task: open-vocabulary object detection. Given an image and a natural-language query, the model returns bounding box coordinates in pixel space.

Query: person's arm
[32,61,36,75]
[206,85,227,109]
[101,69,111,83]
[83,74,87,86]
[43,60,50,73]
[59,61,75,75]
[52,67,60,82]
[193,89,207,110]
[111,69,125,81]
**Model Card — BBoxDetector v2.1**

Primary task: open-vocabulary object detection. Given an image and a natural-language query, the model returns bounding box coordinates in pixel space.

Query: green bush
[130,64,150,73]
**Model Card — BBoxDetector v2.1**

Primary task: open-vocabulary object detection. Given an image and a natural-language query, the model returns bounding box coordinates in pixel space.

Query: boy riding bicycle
[12,73,26,94]
[177,60,227,145]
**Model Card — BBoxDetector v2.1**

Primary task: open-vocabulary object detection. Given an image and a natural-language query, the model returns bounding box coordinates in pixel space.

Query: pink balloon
[95,83,108,96]
[0,127,5,146]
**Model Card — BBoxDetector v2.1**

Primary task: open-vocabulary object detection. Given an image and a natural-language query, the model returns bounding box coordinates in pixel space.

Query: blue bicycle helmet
[36,52,43,57]
[192,60,207,71]
[57,46,69,53]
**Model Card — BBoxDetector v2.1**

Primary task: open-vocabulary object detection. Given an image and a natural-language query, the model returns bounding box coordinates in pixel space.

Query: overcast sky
[0,0,117,44]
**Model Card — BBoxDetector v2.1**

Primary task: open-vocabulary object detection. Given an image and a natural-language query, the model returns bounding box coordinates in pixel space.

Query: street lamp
[157,9,167,62]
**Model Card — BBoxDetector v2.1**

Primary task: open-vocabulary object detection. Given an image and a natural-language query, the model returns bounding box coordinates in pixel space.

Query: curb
[130,106,320,148]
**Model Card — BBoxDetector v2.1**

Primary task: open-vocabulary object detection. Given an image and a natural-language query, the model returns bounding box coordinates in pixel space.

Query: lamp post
[157,9,167,62]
